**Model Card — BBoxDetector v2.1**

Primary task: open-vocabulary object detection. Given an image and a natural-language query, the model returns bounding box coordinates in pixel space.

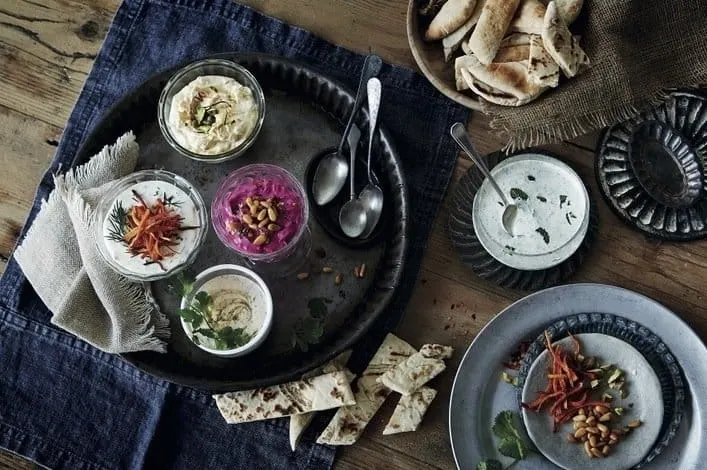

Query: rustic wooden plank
[0,452,34,470]
[337,435,448,470]
[0,104,61,266]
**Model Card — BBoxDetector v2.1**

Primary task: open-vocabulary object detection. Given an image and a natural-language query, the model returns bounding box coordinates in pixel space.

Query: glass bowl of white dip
[179,264,274,357]
[95,169,209,281]
[158,58,266,163]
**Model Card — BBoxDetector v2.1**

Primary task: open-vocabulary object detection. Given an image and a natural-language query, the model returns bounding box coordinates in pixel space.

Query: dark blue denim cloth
[0,0,469,468]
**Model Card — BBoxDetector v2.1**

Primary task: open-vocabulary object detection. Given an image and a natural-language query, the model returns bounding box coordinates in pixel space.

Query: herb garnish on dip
[167,75,259,155]
[101,180,201,275]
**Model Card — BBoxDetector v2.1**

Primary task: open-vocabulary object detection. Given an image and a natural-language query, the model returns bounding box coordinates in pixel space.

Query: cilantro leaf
[178,307,200,324]
[194,291,211,309]
[476,460,503,470]
[492,411,520,441]
[217,326,253,349]
[193,328,217,339]
[498,436,530,460]
[308,298,331,319]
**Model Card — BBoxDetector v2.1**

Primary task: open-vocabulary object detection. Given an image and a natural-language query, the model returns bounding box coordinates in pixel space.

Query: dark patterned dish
[73,54,409,391]
[448,150,598,290]
[596,90,707,240]
[517,313,686,469]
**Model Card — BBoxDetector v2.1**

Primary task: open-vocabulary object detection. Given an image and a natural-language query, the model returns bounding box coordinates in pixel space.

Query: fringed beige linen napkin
[485,0,707,149]
[14,132,170,353]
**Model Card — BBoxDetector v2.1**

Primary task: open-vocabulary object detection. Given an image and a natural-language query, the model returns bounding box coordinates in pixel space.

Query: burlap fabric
[484,0,707,149]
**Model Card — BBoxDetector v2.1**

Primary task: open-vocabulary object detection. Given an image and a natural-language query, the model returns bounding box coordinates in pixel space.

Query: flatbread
[425,0,478,41]
[556,0,583,24]
[460,55,547,106]
[419,344,455,359]
[455,54,478,90]
[382,387,438,435]
[508,0,546,35]
[528,34,560,87]
[289,351,353,451]
[213,371,355,424]
[494,44,531,63]
[500,32,532,47]
[467,0,521,64]
[376,352,446,395]
[542,1,590,78]
[317,334,416,445]
[441,1,485,61]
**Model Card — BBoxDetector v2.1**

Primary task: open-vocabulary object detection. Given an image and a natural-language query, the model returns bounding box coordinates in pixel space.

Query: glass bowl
[211,164,311,269]
[180,264,273,358]
[94,169,209,281]
[157,58,266,163]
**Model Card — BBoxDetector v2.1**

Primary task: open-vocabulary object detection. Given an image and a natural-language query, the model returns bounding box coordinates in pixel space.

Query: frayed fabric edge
[486,90,675,152]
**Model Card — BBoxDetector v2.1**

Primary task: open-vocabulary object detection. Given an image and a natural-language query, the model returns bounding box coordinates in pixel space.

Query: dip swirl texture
[167,75,258,155]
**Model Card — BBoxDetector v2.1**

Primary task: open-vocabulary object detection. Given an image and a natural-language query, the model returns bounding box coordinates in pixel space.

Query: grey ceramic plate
[522,334,663,470]
[72,54,409,391]
[449,284,706,470]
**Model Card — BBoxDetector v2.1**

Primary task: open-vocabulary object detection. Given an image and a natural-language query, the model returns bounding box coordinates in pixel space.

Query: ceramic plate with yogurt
[472,153,590,271]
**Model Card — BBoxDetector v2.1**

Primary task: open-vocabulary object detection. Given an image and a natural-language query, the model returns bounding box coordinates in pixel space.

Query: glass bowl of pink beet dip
[212,164,310,268]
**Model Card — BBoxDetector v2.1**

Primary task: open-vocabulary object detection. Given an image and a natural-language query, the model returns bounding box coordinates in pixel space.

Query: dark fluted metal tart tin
[73,54,409,392]
[596,89,707,240]
[517,313,686,469]
[448,150,598,291]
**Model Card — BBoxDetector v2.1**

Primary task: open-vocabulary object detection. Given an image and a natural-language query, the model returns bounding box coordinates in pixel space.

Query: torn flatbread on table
[214,370,355,424]
[383,387,438,435]
[376,351,446,396]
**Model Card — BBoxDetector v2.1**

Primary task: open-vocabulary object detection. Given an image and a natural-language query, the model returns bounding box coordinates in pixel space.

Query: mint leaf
[510,188,529,201]
[476,460,503,470]
[492,411,519,441]
[498,436,530,460]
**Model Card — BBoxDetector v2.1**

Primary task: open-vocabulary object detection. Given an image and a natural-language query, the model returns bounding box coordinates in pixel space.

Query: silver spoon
[358,78,384,239]
[312,55,383,206]
[450,122,518,236]
[339,125,367,237]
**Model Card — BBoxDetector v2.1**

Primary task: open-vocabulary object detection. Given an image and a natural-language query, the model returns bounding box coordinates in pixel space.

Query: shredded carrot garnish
[119,190,197,269]
[523,331,596,431]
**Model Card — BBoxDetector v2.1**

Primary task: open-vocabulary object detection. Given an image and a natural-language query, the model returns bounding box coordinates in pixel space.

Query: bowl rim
[405,0,484,112]
[157,58,266,163]
[94,169,209,281]
[179,264,274,357]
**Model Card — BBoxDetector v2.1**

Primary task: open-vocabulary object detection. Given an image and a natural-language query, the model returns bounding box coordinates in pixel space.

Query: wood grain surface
[1,1,706,469]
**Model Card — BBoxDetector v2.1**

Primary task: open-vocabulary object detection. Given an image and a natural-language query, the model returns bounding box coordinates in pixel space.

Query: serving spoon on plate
[312,55,382,206]
[450,122,518,236]
[358,77,384,239]
[339,125,367,237]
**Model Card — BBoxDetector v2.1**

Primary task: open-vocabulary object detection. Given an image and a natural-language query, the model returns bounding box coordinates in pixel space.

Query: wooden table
[2,1,707,469]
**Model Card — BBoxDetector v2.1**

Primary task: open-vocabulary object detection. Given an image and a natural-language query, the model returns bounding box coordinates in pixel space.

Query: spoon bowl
[359,77,384,238]
[338,125,368,238]
[450,122,518,236]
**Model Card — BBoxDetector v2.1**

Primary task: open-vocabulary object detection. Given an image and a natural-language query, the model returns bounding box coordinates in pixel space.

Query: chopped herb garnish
[565,213,572,225]
[527,175,536,181]
[497,201,504,207]
[510,188,529,201]
[559,194,568,208]
[536,196,547,203]
[293,298,333,351]
[535,227,550,244]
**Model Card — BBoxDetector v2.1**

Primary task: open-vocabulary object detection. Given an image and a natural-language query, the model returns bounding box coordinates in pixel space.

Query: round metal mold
[596,90,707,240]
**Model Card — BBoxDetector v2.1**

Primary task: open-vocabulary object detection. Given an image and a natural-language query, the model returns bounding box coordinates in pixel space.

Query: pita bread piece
[467,0,521,64]
[213,370,355,424]
[455,55,479,90]
[442,1,485,61]
[508,0,546,35]
[500,32,532,47]
[419,344,455,359]
[317,334,416,445]
[377,352,446,395]
[425,0,478,41]
[289,351,354,451]
[528,34,560,87]
[542,1,589,78]
[461,56,547,106]
[382,387,438,435]
[494,44,531,63]
[556,0,584,24]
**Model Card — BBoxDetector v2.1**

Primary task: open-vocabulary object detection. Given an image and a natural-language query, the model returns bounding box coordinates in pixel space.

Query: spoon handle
[450,122,511,206]
[338,56,382,155]
[347,129,359,200]
[366,78,382,183]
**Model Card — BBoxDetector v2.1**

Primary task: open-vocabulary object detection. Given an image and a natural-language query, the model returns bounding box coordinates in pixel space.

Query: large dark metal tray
[73,54,409,392]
